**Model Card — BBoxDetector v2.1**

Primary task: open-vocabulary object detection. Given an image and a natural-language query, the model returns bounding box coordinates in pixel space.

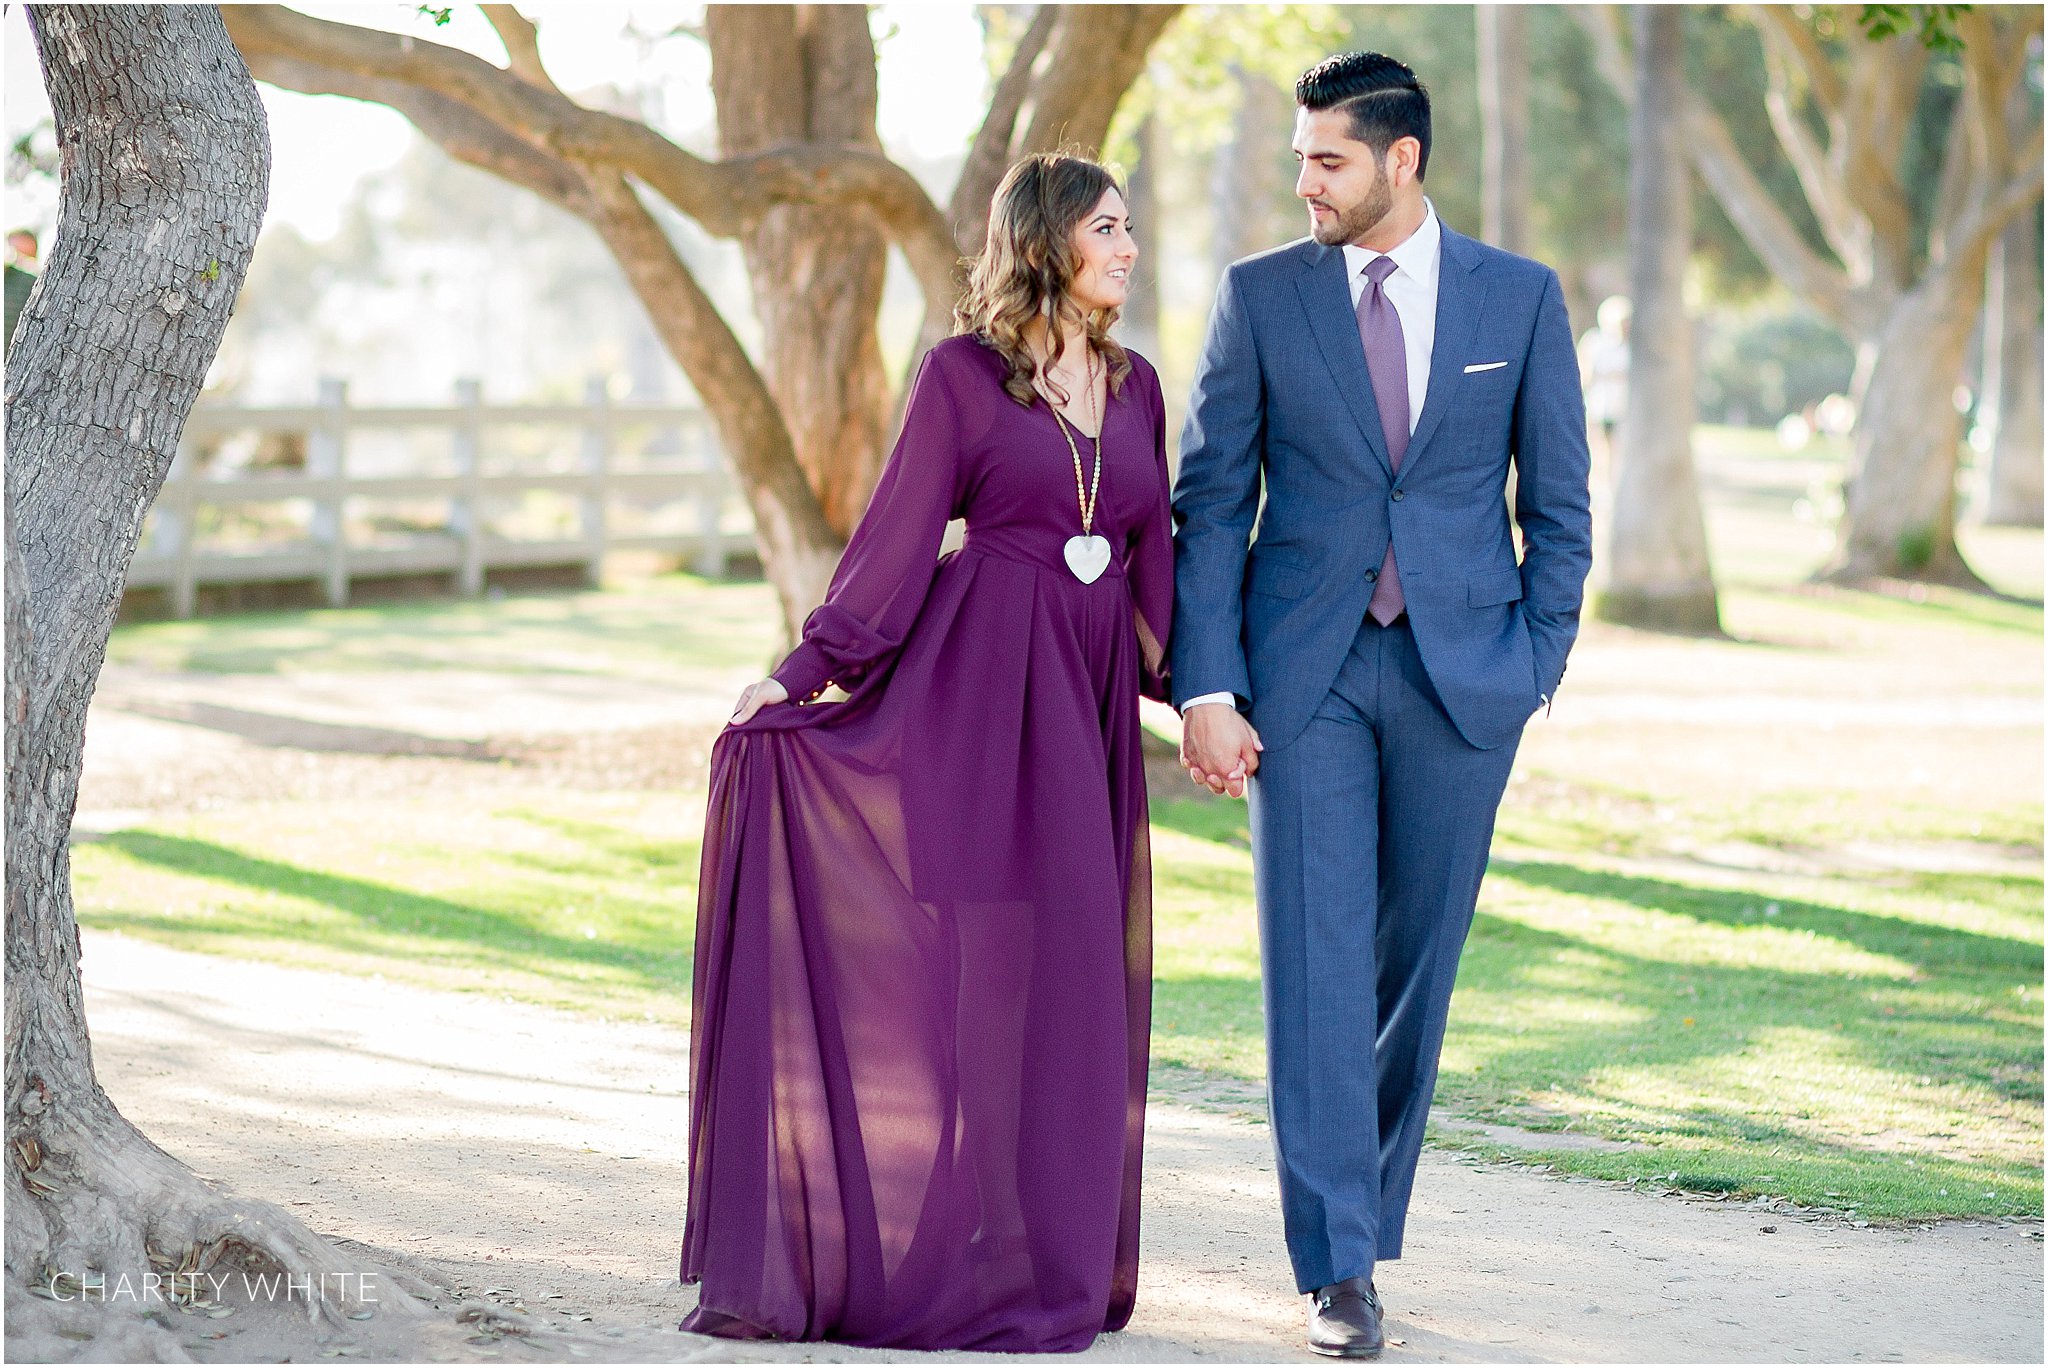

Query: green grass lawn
[76,431,2042,1225]
[76,794,706,1023]
[106,573,780,682]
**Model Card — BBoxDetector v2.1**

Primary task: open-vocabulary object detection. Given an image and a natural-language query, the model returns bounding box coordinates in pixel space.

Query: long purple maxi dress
[679,333,1174,1353]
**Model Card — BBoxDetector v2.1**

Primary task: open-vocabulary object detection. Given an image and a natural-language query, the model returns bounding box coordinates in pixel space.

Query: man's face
[1292,106,1394,248]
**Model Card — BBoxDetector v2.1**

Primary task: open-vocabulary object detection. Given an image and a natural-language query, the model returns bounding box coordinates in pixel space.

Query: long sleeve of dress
[1122,361,1174,704]
[770,347,962,704]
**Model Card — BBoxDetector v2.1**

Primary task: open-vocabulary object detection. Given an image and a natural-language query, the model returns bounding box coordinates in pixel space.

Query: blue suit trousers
[1246,613,1522,1293]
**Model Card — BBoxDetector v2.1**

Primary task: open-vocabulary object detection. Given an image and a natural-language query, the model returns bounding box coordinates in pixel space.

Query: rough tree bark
[1575,5,2044,586]
[1598,5,1720,634]
[4,7,419,1351]
[221,4,1181,640]
[1477,4,1531,255]
[1982,191,2044,527]
[707,6,890,538]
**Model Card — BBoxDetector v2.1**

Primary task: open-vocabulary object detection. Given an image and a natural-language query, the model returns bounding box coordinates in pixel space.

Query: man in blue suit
[1171,52,1593,1359]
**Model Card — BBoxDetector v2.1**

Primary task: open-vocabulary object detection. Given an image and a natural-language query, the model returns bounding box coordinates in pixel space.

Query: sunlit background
[3,13,2037,1348]
[6,3,990,402]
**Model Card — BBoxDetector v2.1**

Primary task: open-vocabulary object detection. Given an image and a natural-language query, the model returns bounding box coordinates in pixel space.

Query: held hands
[728,677,789,726]
[1181,702,1264,799]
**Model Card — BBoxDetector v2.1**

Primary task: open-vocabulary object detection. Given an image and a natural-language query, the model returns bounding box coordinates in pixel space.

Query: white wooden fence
[129,376,753,617]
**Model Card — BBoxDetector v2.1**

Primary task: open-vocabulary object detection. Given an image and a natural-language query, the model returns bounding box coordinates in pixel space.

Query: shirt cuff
[1179,691,1242,714]
[771,641,835,704]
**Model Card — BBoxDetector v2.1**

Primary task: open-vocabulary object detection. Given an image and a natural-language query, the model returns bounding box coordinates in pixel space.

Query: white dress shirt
[1341,198,1441,434]
[1181,202,1445,716]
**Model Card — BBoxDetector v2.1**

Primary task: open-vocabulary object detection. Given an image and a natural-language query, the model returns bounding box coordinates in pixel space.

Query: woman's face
[1065,187,1137,314]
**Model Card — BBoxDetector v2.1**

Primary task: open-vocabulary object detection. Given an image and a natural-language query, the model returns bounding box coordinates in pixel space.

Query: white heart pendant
[1064,534,1112,584]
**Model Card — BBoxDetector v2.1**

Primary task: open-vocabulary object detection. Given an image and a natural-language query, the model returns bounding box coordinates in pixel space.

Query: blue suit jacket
[1170,225,1593,753]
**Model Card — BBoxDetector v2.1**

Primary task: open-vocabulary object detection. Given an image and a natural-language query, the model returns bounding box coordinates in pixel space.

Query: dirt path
[71,930,2041,1364]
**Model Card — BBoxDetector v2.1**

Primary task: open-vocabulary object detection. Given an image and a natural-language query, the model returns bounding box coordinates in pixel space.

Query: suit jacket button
[1364,568,1379,582]
[1391,489,1405,501]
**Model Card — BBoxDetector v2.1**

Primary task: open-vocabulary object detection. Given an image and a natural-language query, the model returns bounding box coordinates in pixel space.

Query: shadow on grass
[91,825,2041,1213]
[1441,900,2039,1216]
[1146,829,2039,1211]
[1763,580,2045,634]
[1493,859,2042,976]
[497,807,694,875]
[1427,1099,2037,1212]
[1457,886,2040,1124]
[110,574,775,677]
[92,831,696,993]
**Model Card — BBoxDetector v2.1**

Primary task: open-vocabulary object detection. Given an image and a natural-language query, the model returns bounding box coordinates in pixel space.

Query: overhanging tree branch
[1954,7,2041,192]
[1752,9,1871,277]
[1572,6,1635,111]
[1866,31,1929,173]
[237,49,598,216]
[1755,3,1843,115]
[479,5,561,94]
[222,5,964,309]
[1941,132,2047,272]
[1573,5,1857,326]
[949,5,1060,255]
[1019,6,1180,158]
[1682,95,1858,325]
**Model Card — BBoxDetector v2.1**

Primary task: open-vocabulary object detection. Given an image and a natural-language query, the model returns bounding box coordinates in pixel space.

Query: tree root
[6,1089,434,1359]
[1810,555,2000,597]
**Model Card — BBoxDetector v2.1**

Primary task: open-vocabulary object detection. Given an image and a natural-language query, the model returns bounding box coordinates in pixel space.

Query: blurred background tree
[1598,4,1720,634]
[10,4,2030,631]
[1981,176,2045,529]
[1580,3,2044,587]
[221,3,1181,639]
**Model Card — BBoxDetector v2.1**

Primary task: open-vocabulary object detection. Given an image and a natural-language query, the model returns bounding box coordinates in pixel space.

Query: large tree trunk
[1598,5,1720,634]
[1982,204,2043,527]
[1826,248,1996,583]
[1477,4,1531,255]
[707,5,891,540]
[1570,5,2042,591]
[4,7,414,1348]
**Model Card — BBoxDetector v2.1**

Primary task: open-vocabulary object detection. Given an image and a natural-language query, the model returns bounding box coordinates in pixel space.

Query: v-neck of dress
[1038,377,1115,443]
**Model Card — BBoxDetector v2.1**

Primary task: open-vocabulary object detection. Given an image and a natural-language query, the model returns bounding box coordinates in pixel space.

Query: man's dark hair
[1295,52,1431,180]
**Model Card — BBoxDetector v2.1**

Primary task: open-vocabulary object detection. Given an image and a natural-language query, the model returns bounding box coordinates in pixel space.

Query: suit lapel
[1403,225,1488,472]
[1293,242,1393,478]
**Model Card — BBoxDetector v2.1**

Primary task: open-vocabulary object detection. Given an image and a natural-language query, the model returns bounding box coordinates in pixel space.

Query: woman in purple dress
[677,153,1173,1353]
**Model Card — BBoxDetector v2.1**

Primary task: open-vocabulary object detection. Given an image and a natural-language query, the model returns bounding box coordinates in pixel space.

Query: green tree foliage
[1104,3,1348,160]
[1858,3,1970,52]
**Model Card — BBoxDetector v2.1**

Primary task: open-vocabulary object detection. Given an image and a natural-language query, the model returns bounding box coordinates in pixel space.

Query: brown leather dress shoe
[1306,1275,1384,1359]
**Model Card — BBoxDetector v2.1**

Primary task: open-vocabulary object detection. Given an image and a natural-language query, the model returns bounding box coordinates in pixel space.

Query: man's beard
[1309,160,1393,246]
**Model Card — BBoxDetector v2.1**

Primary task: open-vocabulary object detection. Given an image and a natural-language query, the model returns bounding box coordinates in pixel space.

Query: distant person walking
[6,229,39,351]
[1577,294,1631,468]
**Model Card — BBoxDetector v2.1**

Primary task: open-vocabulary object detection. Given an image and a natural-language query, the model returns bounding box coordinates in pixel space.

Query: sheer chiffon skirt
[680,547,1154,1352]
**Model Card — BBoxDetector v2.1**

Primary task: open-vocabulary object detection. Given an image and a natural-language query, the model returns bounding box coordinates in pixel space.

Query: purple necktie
[1357,255,1407,626]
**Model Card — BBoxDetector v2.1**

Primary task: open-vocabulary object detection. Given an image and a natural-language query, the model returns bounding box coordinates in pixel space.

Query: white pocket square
[1464,360,1509,373]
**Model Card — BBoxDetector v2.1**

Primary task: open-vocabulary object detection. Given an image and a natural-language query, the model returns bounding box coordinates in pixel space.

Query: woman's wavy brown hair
[953,152,1133,409]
